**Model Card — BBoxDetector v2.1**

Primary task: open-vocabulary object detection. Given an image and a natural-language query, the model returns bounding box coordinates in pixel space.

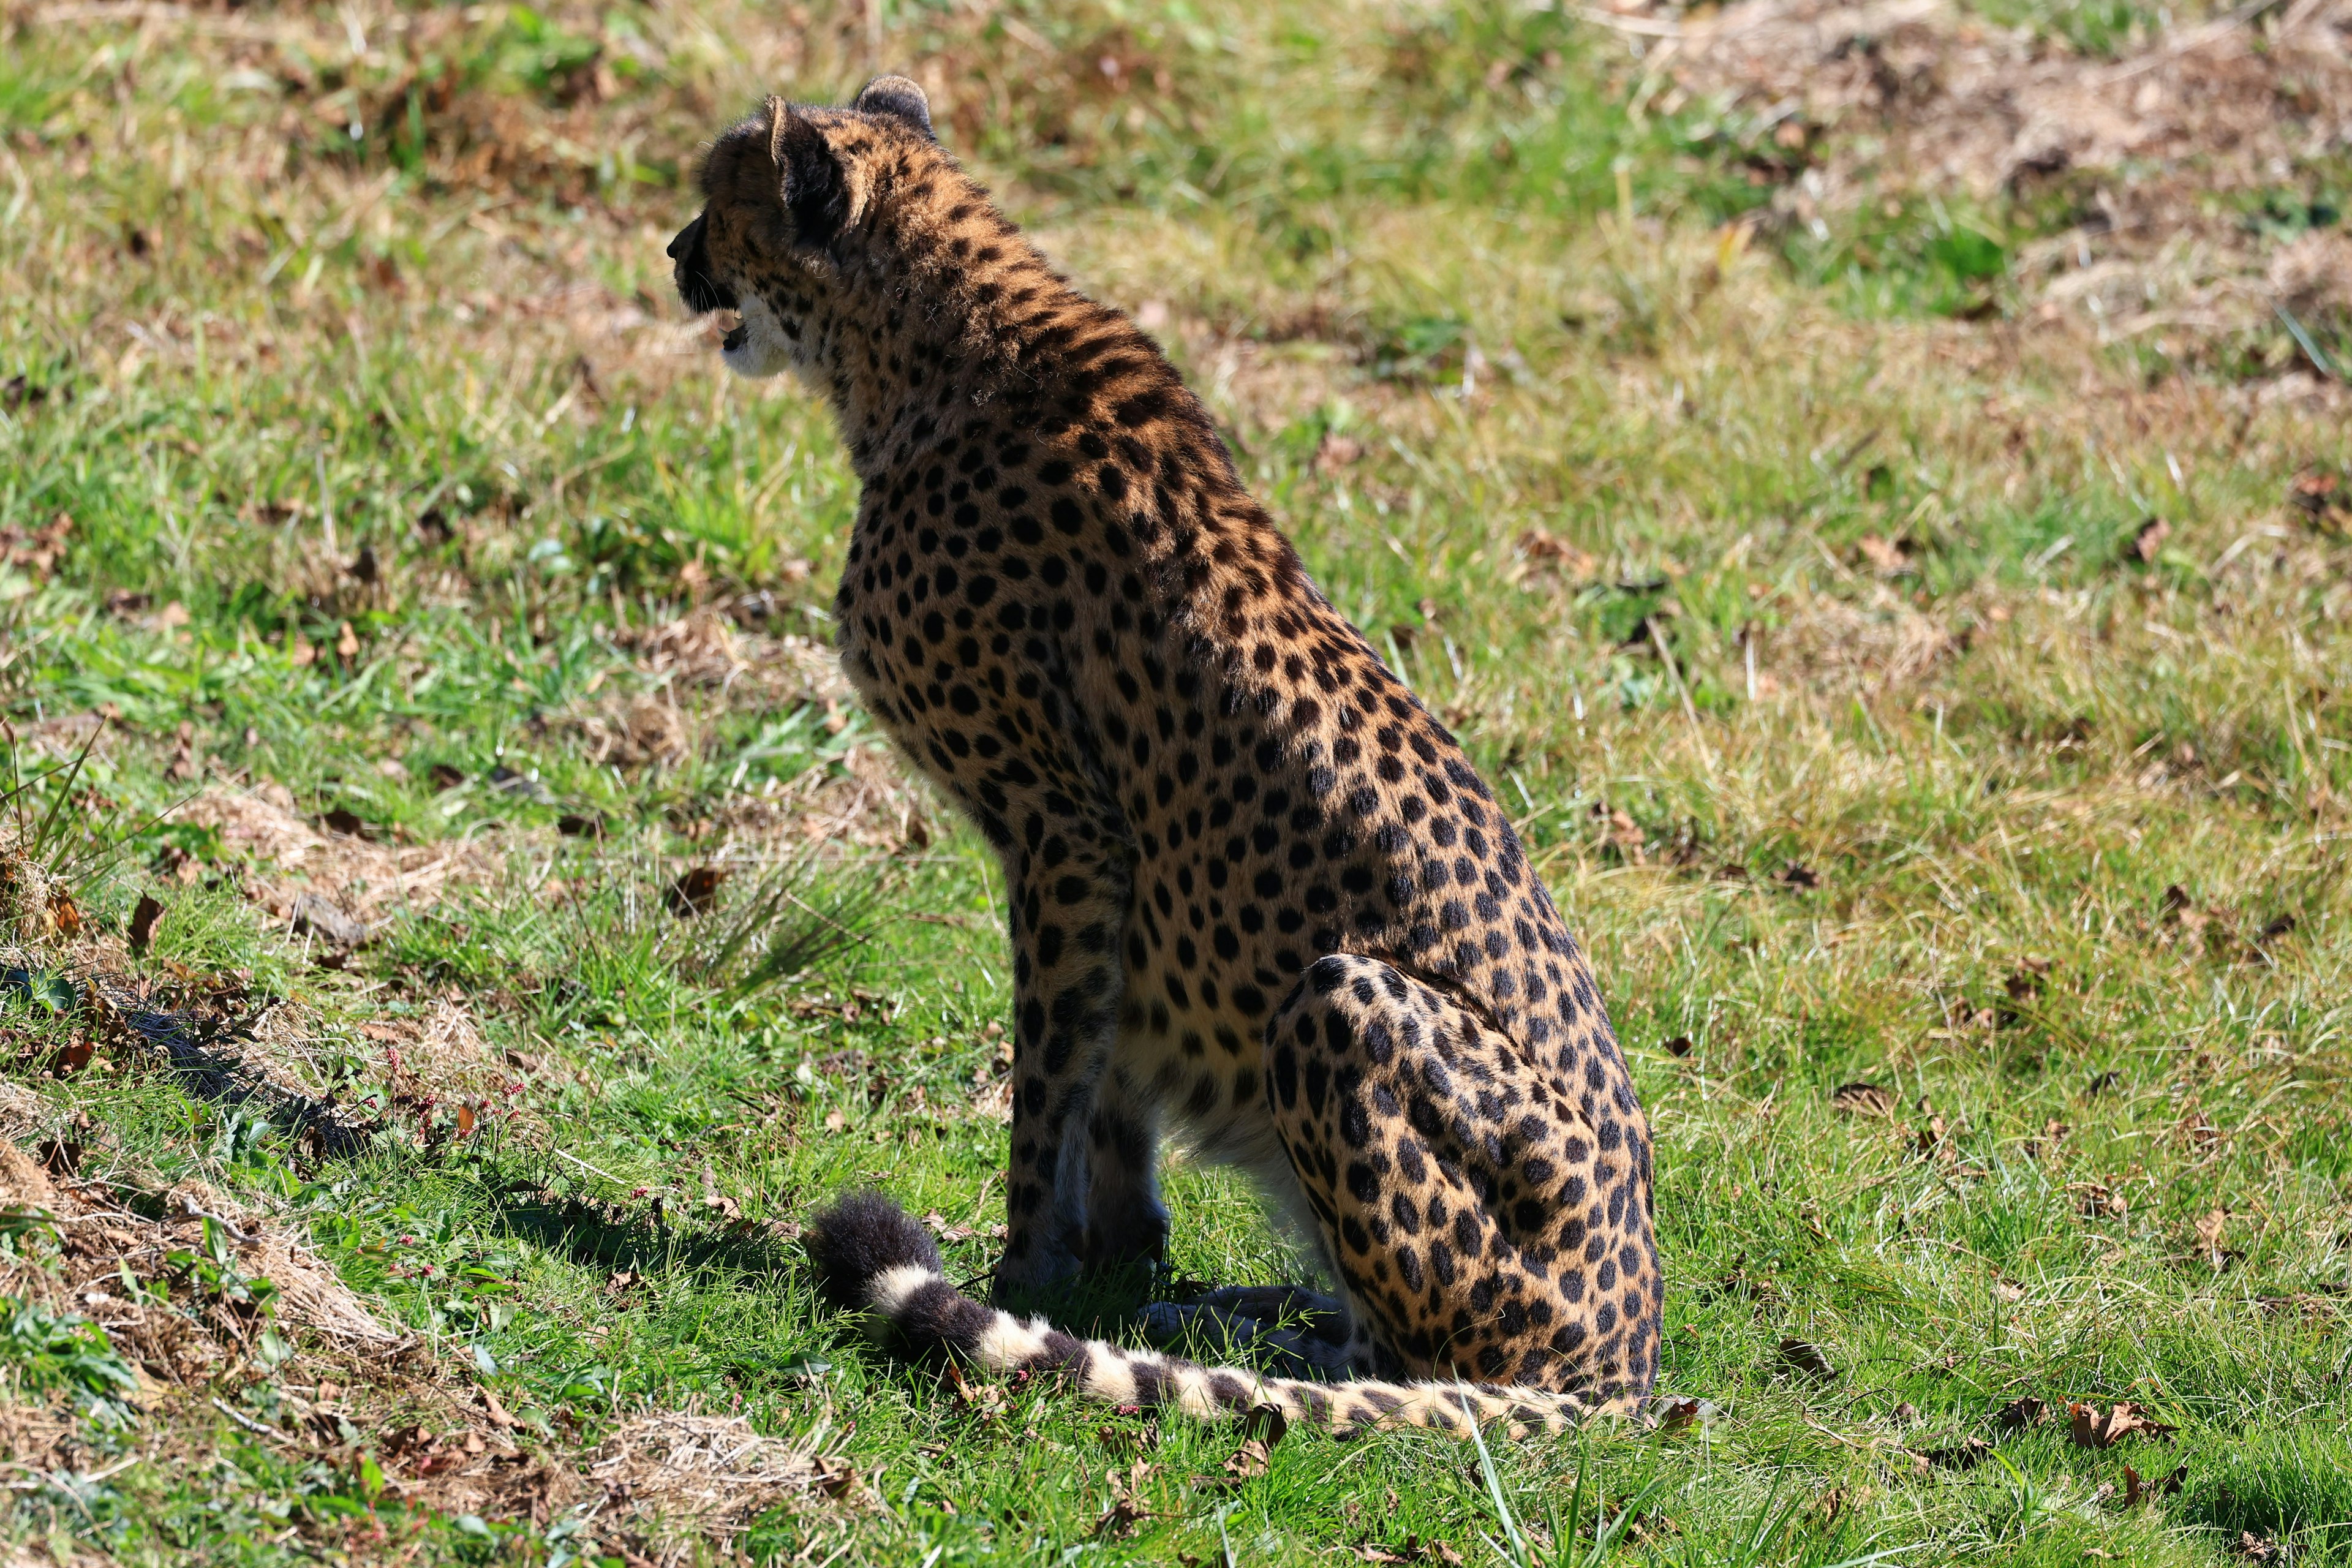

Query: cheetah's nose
[666,214,704,261]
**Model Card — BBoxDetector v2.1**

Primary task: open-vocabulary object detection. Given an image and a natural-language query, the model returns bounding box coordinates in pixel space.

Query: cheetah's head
[668,77,941,381]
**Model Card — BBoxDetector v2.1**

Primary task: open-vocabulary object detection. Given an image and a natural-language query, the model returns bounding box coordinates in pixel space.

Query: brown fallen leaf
[2068,1401,2177,1449]
[1997,1396,2050,1433]
[1776,1338,1838,1384]
[1240,1403,1289,1448]
[1197,1408,1288,1494]
[1095,1457,1156,1539]
[663,865,728,917]
[1856,533,1909,575]
[1663,1035,1694,1057]
[2288,469,2342,518]
[2193,1207,2234,1268]
[336,620,360,660]
[1200,1438,1274,1492]
[1314,434,1365,475]
[813,1455,859,1499]
[2177,1104,2221,1159]
[1833,1082,1897,1118]
[2069,1180,2128,1219]
[1914,1110,1951,1159]
[2122,1461,2187,1509]
[320,806,371,839]
[2237,1531,2279,1562]
[1915,1436,1991,1470]
[127,893,165,953]
[1358,1542,1463,1567]
[480,1386,519,1428]
[289,894,370,948]
[2128,516,2171,564]
[946,1362,1006,1419]
[1655,1395,1704,1432]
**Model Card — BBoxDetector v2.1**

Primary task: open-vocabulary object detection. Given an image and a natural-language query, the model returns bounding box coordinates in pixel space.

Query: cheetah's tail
[803,1191,1597,1440]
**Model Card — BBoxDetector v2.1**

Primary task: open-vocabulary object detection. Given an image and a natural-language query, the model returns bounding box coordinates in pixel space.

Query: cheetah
[671,78,1662,1436]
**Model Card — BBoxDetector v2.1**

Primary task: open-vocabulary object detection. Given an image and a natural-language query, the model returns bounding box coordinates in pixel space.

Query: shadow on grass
[2180,1425,2352,1561]
[10,956,385,1158]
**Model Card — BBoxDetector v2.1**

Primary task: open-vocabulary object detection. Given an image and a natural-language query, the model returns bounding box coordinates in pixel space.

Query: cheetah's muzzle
[674,74,1667,1440]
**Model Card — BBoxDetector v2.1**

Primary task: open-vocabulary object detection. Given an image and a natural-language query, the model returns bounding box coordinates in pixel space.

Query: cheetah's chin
[717,296,794,380]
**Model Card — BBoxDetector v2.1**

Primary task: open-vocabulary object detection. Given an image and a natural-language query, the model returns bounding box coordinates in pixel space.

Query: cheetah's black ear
[853,74,934,141]
[765,97,849,247]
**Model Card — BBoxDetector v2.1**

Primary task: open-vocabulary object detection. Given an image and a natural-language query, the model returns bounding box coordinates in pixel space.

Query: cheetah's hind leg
[1138,1283,1364,1378]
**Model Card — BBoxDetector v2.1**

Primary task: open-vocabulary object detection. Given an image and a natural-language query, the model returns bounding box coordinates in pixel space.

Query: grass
[1,0,2349,1562]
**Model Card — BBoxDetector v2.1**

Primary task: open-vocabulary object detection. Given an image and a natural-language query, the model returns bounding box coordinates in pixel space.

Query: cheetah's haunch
[675,77,1661,1435]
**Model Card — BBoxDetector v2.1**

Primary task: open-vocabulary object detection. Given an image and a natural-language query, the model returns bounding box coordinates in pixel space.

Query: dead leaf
[2129,516,2171,563]
[336,620,360,660]
[2177,1104,2220,1158]
[1516,528,1597,580]
[813,1456,858,1499]
[480,1386,519,1428]
[1914,1110,1952,1158]
[1094,1457,1156,1539]
[2026,1118,2070,1161]
[663,865,728,918]
[1996,1396,2049,1433]
[1199,1415,1284,1493]
[946,1362,1006,1419]
[1776,1337,1838,1383]
[289,894,370,949]
[1314,433,1365,475]
[127,893,165,953]
[1856,533,1909,574]
[1915,1436,1991,1470]
[2237,1531,2279,1562]
[1240,1403,1290,1448]
[1656,1395,1704,1432]
[2068,1180,2128,1219]
[1663,1035,1694,1058]
[1833,1082,1897,1118]
[321,807,371,839]
[2068,1401,2177,1449]
[2288,469,2342,518]
[2122,1461,2187,1508]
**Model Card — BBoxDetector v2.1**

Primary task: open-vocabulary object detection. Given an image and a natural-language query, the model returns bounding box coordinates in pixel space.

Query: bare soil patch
[1649,0,2352,337]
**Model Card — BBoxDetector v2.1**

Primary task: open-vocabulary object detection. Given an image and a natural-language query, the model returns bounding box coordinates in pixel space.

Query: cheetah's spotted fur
[674,78,1662,1435]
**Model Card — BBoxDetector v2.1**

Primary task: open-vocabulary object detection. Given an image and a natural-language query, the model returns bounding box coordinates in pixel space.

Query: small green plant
[0,1296,141,1429]
[164,1218,281,1324]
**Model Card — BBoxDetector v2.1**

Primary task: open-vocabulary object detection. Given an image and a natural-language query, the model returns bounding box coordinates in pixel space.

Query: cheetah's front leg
[995,848,1133,1298]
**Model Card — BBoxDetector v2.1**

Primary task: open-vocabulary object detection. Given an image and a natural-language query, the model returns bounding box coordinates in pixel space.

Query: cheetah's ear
[765,97,849,247]
[853,75,934,141]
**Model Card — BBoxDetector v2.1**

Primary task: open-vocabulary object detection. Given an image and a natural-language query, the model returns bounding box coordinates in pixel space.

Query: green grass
[2,0,2349,1562]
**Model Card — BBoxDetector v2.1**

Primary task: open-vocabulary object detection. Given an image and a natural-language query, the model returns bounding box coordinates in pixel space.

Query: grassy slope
[2,0,2350,1562]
